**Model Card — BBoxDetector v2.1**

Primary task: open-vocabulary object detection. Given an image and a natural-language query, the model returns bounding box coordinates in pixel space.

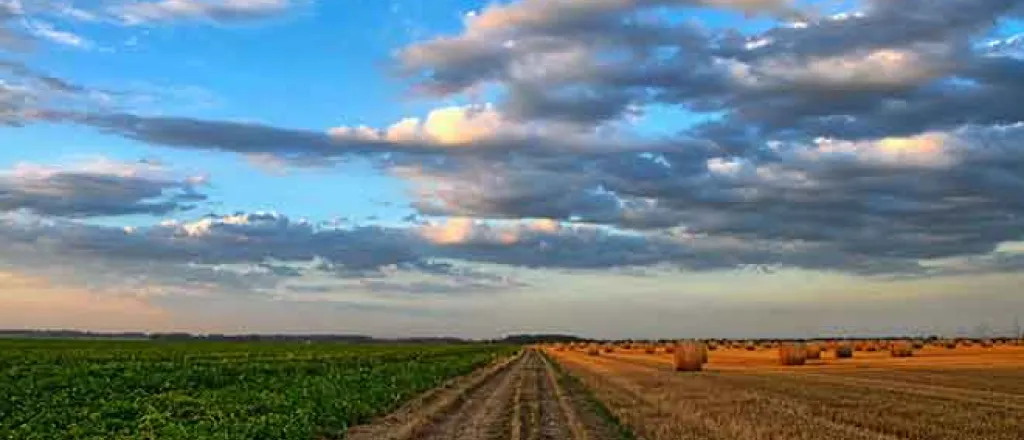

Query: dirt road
[345,349,625,440]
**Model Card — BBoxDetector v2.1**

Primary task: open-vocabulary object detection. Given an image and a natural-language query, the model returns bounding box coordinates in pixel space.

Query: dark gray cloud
[3,203,1007,297]
[0,208,924,297]
[360,0,1024,279]
[39,110,693,159]
[6,0,1024,286]
[0,162,207,217]
[0,59,97,126]
[399,0,1024,137]
[398,123,1024,268]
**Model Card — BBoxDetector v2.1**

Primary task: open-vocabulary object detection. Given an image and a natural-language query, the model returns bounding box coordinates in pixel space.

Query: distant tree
[500,334,585,344]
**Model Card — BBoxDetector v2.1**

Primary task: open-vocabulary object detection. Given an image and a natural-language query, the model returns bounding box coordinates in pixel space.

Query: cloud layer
[0,159,208,217]
[4,0,1024,299]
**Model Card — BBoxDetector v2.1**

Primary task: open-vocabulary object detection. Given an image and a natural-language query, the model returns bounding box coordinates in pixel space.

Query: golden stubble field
[545,343,1024,440]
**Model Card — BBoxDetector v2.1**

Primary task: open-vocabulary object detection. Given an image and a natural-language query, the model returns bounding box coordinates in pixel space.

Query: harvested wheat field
[545,344,1024,440]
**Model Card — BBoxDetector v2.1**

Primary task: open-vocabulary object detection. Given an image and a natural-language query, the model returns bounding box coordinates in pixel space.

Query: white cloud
[806,132,956,168]
[730,44,956,91]
[418,217,562,246]
[116,0,297,24]
[329,104,521,146]
[57,3,99,22]
[22,19,92,49]
[327,103,635,151]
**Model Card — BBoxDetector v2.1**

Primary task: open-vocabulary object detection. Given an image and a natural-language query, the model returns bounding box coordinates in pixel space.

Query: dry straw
[805,343,822,360]
[673,341,705,372]
[890,341,914,357]
[779,343,807,366]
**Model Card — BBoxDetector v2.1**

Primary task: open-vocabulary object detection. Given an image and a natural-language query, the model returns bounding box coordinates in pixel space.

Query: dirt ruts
[345,349,625,440]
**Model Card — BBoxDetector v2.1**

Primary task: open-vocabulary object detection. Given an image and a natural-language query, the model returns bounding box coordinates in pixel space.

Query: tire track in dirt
[346,349,625,440]
[538,354,589,440]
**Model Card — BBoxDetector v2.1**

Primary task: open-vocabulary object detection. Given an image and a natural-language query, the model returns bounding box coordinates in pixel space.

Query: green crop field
[0,339,516,440]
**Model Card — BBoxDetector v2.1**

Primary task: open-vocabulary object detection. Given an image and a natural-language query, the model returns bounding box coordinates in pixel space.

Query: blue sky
[2,0,1024,338]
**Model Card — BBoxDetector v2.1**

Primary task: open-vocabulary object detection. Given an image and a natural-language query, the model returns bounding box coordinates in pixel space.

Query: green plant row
[0,339,516,440]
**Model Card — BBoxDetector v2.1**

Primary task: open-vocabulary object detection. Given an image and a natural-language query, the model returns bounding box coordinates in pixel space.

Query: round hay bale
[644,346,656,354]
[890,341,914,357]
[663,345,675,354]
[805,343,822,360]
[603,345,615,353]
[865,343,879,352]
[700,343,709,364]
[586,346,600,356]
[779,343,807,366]
[835,344,854,359]
[673,341,704,372]
[911,340,925,350]
[944,340,957,349]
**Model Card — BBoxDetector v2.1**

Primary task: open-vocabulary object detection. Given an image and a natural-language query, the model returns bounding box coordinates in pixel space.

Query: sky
[2,0,1024,339]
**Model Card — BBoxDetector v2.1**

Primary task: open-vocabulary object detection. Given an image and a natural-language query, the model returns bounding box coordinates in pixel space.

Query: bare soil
[346,348,626,440]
